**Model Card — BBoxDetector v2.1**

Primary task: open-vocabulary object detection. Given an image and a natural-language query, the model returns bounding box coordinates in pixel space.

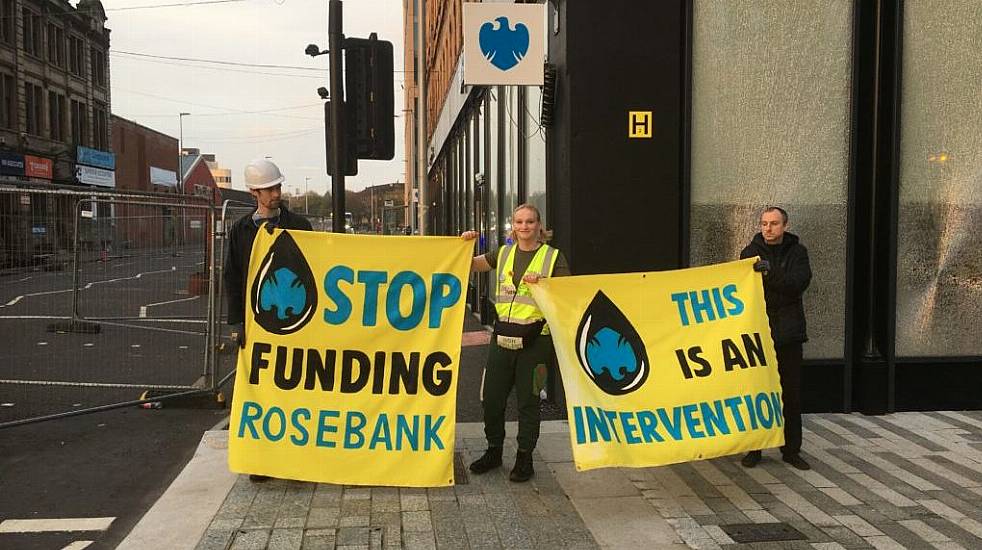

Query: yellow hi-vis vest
[495,243,559,335]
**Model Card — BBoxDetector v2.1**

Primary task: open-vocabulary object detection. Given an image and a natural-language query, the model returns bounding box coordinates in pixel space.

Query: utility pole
[328,0,346,233]
[415,0,428,235]
[304,176,310,214]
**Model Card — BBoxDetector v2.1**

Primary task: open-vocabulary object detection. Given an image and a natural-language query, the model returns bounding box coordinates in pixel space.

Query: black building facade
[413,1,981,414]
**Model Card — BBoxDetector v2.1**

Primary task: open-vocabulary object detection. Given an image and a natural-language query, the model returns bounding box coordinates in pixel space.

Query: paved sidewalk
[119,411,982,549]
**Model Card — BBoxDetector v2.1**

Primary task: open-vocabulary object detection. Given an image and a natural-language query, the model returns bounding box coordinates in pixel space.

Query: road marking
[62,541,94,550]
[131,344,141,348]
[0,315,206,324]
[38,341,48,346]
[1,267,183,309]
[0,517,115,533]
[83,343,94,347]
[139,295,201,318]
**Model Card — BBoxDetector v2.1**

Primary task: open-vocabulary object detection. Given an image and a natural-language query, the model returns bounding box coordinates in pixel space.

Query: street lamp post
[178,112,190,193]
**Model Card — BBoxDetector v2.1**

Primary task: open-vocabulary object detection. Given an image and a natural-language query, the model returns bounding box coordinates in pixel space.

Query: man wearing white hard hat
[223,159,313,480]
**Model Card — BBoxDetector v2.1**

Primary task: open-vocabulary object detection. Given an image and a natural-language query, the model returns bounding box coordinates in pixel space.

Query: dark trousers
[775,343,803,456]
[481,336,552,452]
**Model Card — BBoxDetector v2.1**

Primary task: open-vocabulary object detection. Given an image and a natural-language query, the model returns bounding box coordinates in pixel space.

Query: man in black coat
[739,206,812,470]
[224,159,312,483]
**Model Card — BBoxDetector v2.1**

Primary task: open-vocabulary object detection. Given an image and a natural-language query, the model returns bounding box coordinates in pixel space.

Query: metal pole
[415,0,428,235]
[329,0,346,233]
[71,198,83,322]
[304,176,310,214]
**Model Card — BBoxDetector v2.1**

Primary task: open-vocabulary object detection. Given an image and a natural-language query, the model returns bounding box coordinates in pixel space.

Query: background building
[405,0,982,413]
[180,148,220,203]
[0,0,111,185]
[203,154,231,189]
[0,0,112,267]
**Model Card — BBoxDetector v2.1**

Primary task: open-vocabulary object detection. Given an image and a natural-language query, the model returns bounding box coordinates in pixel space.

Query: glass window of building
[525,85,547,226]
[690,1,853,359]
[0,73,14,129]
[486,90,499,249]
[467,111,478,230]
[501,87,519,241]
[895,1,982,357]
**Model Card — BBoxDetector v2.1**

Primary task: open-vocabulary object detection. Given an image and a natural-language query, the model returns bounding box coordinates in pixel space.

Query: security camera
[316,87,329,100]
[474,172,486,186]
[305,44,325,57]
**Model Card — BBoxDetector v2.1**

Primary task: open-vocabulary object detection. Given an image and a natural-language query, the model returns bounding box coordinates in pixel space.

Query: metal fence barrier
[0,188,341,428]
[0,184,226,427]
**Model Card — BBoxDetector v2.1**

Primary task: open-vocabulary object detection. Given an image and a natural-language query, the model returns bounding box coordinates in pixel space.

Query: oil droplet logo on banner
[250,229,317,334]
[574,290,649,395]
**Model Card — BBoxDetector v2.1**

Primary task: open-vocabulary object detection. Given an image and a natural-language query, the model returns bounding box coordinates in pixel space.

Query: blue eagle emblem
[259,267,307,320]
[478,16,530,71]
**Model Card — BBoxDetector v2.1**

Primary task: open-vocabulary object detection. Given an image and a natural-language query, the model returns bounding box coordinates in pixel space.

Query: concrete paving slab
[550,462,644,499]
[570,496,687,549]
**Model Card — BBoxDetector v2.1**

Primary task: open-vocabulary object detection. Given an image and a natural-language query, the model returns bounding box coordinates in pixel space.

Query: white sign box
[463,3,546,86]
[76,164,116,188]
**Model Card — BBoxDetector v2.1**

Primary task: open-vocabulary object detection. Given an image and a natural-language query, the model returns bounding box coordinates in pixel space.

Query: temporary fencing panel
[0,185,221,426]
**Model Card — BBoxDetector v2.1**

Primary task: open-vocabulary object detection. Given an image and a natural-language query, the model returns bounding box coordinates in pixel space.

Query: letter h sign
[628,111,653,139]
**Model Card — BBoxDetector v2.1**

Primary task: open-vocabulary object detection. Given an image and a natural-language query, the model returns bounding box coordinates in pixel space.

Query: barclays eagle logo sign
[478,16,530,71]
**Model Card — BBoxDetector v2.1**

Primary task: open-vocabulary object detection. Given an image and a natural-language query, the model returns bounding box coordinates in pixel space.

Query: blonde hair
[509,203,552,243]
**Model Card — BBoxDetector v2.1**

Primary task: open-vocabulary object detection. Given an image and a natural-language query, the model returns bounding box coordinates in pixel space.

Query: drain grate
[720,522,806,543]
[453,451,470,485]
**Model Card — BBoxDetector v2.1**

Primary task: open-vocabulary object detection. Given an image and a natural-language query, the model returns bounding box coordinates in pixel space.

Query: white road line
[1,266,180,309]
[62,541,94,550]
[0,517,114,533]
[0,315,206,324]
[139,295,201,318]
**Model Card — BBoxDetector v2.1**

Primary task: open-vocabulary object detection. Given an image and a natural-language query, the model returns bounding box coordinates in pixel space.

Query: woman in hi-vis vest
[461,203,570,482]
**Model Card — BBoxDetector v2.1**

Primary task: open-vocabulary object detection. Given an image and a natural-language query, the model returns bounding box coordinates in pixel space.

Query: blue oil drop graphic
[250,230,317,334]
[575,291,649,395]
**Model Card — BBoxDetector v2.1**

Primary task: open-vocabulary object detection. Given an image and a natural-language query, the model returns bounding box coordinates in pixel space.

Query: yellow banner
[229,228,472,487]
[530,259,784,471]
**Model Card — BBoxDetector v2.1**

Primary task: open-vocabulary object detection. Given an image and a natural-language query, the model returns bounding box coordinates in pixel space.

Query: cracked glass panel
[896,2,982,357]
[690,1,852,359]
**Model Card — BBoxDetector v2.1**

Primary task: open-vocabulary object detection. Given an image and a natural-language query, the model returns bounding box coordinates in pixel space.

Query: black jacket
[224,206,312,325]
[740,232,812,345]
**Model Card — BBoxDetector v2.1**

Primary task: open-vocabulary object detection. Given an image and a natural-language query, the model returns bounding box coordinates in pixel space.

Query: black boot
[782,453,811,470]
[740,450,761,468]
[469,446,503,474]
[509,450,534,482]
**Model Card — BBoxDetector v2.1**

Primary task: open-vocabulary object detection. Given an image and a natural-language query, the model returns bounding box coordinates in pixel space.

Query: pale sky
[107,0,406,193]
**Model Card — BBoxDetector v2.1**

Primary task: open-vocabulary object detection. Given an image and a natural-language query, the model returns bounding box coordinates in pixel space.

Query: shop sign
[149,166,178,187]
[25,155,53,179]
[384,199,394,207]
[76,146,116,170]
[0,151,25,176]
[76,164,116,188]
[462,3,546,86]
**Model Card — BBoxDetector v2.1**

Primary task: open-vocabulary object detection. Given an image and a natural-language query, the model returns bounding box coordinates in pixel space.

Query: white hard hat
[244,158,285,190]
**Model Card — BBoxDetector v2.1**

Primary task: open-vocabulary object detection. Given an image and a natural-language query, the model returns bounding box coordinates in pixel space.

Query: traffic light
[344,33,394,160]
[324,100,357,176]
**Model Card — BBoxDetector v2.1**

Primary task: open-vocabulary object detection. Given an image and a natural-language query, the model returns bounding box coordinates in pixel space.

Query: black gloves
[231,323,246,349]
[753,259,770,274]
